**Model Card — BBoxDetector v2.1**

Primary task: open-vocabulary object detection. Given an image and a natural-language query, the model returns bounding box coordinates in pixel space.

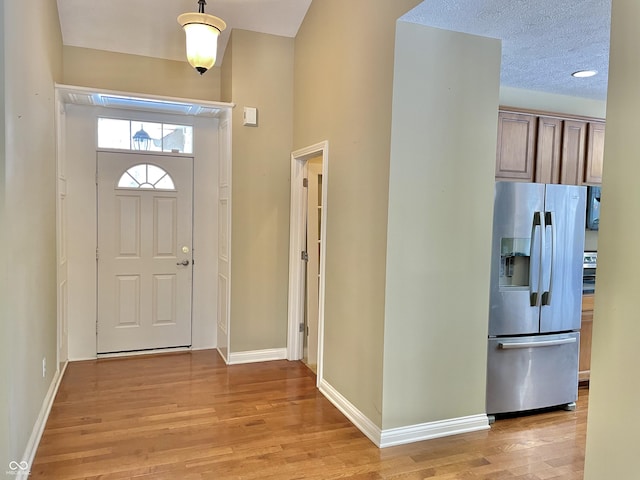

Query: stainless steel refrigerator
[486,182,586,415]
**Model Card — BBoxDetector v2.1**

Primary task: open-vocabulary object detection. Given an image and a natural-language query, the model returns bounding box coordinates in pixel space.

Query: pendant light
[177,0,226,75]
[132,124,151,150]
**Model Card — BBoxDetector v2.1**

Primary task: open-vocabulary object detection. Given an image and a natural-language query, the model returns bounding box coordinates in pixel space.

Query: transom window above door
[98,117,193,154]
[117,164,176,190]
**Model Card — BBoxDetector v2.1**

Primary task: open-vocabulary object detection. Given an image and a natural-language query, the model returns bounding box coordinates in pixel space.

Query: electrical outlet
[42,357,46,378]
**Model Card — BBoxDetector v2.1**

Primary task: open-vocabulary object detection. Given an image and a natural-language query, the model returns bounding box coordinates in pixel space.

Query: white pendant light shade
[178,6,226,75]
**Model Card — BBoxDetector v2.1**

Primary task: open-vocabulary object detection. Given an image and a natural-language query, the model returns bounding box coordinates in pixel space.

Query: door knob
[177,259,190,266]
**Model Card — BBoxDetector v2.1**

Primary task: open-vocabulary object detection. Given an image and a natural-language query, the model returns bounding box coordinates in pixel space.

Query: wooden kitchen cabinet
[585,121,606,184]
[535,116,562,184]
[495,112,537,181]
[579,294,594,383]
[495,108,605,186]
[560,120,587,185]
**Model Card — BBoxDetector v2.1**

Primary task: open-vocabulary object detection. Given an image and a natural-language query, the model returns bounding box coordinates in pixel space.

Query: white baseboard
[67,355,97,362]
[216,347,229,364]
[191,345,216,352]
[318,378,382,446]
[379,413,490,448]
[227,348,287,365]
[318,378,490,449]
[18,361,68,480]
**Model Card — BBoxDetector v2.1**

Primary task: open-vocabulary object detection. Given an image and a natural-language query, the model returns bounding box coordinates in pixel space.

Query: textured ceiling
[57,0,611,100]
[402,0,611,100]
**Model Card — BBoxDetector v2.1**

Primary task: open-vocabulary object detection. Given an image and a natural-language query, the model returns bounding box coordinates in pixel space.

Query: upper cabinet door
[535,117,562,184]
[585,122,606,184]
[495,112,537,181]
[560,120,587,185]
[496,109,604,185]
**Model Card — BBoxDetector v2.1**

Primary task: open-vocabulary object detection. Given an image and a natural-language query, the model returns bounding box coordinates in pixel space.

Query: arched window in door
[117,164,176,190]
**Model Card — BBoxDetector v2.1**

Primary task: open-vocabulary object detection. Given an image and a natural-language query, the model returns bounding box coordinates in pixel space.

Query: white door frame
[55,92,69,369]
[287,141,329,385]
[55,84,233,361]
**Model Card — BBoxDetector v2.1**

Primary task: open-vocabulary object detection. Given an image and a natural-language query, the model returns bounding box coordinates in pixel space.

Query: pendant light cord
[198,0,207,14]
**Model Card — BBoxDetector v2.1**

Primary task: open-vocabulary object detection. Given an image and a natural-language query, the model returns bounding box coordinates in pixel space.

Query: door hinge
[96,248,99,261]
[303,178,308,188]
[299,323,304,333]
[301,251,309,262]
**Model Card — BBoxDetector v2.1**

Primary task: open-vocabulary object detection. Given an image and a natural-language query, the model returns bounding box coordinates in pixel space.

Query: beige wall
[2,0,62,464]
[63,46,221,101]
[220,37,233,103]
[382,22,500,429]
[294,0,421,426]
[499,86,607,119]
[584,0,640,477]
[222,30,294,352]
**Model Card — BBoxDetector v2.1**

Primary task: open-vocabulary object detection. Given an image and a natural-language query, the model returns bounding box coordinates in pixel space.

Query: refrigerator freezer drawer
[486,332,579,415]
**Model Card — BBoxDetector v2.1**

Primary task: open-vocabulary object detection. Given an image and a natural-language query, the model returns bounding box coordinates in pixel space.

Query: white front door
[97,152,193,353]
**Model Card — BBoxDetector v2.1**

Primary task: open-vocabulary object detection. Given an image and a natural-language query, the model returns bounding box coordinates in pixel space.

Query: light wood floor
[31,350,587,479]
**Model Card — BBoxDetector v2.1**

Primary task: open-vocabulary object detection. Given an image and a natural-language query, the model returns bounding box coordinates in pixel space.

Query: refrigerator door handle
[541,211,555,305]
[498,337,577,349]
[529,211,542,307]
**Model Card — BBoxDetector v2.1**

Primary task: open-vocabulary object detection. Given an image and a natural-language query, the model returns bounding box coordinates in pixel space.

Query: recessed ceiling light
[572,70,598,78]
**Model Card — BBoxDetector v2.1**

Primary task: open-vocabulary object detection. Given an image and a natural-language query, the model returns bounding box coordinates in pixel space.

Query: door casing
[55,85,233,361]
[287,141,329,385]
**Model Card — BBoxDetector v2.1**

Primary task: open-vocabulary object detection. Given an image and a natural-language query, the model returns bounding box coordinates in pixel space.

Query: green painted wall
[383,21,500,428]
[0,0,8,473]
[584,0,640,477]
[3,0,62,467]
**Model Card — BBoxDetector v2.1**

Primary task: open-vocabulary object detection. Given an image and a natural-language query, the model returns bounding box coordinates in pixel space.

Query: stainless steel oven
[583,251,597,294]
